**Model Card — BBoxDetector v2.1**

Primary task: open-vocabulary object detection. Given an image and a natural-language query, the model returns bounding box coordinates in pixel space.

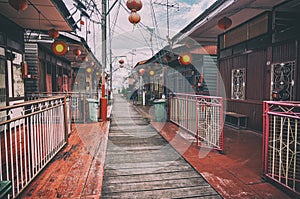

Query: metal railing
[170,93,224,152]
[0,96,70,198]
[27,91,100,123]
[263,101,300,196]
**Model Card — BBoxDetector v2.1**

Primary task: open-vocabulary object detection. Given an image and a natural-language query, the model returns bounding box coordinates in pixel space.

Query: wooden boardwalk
[101,95,221,198]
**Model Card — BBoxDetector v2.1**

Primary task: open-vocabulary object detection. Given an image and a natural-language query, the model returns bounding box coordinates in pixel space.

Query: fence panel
[263,101,300,197]
[0,96,68,198]
[27,91,99,124]
[170,93,224,152]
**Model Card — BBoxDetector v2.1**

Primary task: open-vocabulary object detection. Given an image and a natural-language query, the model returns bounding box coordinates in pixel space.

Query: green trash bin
[153,99,167,122]
[87,98,99,122]
[0,181,12,199]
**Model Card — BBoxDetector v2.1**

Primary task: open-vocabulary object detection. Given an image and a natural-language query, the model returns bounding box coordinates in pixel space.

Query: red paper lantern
[82,56,88,62]
[80,20,85,25]
[128,11,141,25]
[9,0,28,11]
[163,54,172,63]
[217,17,232,31]
[126,0,142,12]
[86,67,92,73]
[73,49,81,56]
[149,70,155,76]
[48,28,59,39]
[52,41,68,56]
[119,59,124,64]
[178,54,192,65]
[139,68,145,75]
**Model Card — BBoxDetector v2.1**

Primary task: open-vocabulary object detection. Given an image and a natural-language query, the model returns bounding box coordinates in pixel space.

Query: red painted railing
[170,93,224,152]
[263,101,300,197]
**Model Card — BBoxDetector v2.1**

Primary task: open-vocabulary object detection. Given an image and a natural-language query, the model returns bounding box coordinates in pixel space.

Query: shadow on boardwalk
[101,95,221,198]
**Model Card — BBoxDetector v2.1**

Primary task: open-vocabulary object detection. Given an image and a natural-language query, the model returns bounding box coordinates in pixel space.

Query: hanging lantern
[86,67,92,73]
[52,41,68,56]
[126,0,142,12]
[139,68,145,75]
[217,17,232,31]
[178,54,192,65]
[82,56,88,62]
[128,11,141,25]
[163,54,171,63]
[48,28,59,39]
[80,20,85,25]
[96,72,100,76]
[119,59,124,64]
[149,70,155,76]
[73,49,81,57]
[9,0,28,11]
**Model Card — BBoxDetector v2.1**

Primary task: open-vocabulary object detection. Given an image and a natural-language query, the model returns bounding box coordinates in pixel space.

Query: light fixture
[52,41,68,56]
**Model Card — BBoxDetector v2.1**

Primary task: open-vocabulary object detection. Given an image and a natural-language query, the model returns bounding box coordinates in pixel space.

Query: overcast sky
[65,0,215,72]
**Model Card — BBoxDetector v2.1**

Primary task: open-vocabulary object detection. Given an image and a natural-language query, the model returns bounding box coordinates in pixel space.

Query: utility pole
[100,0,107,121]
[99,0,119,121]
[153,0,179,41]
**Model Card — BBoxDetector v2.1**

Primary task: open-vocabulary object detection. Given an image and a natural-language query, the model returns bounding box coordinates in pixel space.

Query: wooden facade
[24,43,73,98]
[0,14,25,108]
[217,5,300,132]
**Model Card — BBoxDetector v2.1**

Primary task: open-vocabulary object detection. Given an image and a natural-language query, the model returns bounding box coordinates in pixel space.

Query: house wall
[0,15,25,106]
[219,49,267,132]
[24,43,73,98]
[219,40,299,132]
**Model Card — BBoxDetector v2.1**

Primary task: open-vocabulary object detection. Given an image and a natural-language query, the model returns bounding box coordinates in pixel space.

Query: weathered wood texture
[20,122,109,198]
[101,96,221,199]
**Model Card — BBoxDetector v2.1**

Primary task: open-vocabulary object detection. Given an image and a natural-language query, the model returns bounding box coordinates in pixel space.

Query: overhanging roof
[173,0,288,46]
[0,0,76,31]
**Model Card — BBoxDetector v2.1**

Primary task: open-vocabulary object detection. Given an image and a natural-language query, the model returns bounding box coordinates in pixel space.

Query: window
[0,59,6,107]
[231,68,246,100]
[271,61,295,101]
[11,52,24,98]
[12,64,24,97]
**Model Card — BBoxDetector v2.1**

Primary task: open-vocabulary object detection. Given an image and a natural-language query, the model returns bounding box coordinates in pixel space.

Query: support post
[100,0,107,121]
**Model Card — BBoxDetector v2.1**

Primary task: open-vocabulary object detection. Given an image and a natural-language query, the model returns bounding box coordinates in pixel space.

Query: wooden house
[171,0,300,132]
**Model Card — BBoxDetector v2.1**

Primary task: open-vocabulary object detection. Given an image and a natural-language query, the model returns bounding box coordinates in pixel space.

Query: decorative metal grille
[170,93,224,152]
[271,61,295,101]
[231,68,245,100]
[263,101,300,196]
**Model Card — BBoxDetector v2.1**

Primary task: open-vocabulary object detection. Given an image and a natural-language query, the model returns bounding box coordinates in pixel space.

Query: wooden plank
[102,177,207,193]
[102,95,221,198]
[102,185,221,199]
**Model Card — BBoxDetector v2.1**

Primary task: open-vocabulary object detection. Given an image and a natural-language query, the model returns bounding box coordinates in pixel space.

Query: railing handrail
[172,92,223,100]
[0,95,67,112]
[0,95,70,198]
[170,92,224,152]
[264,100,300,107]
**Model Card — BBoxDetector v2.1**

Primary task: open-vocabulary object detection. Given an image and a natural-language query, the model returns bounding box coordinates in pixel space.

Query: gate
[170,93,224,152]
[263,101,300,197]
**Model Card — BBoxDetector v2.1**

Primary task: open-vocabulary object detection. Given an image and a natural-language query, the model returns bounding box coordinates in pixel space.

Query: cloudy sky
[65,0,215,72]
[108,0,215,61]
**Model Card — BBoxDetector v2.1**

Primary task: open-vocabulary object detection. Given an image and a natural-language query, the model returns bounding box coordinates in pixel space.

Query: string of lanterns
[126,0,143,25]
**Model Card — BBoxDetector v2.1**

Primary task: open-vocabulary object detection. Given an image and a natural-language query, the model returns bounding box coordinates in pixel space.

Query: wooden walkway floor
[101,95,221,198]
[21,122,109,198]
